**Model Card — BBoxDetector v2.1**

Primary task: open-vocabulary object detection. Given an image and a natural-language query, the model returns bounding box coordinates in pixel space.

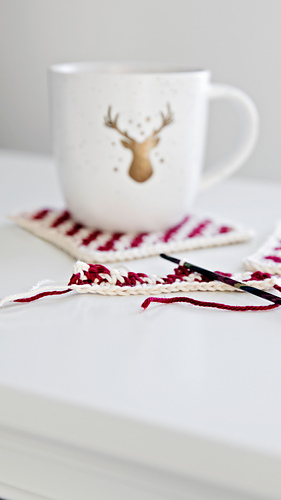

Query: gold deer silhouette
[104,104,174,183]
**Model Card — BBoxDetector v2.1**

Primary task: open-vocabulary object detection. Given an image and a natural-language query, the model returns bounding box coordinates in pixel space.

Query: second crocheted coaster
[245,223,281,275]
[10,208,253,263]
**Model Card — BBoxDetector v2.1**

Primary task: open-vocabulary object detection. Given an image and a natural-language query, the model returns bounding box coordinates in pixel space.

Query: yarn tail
[0,286,71,307]
[141,295,280,311]
[14,289,71,303]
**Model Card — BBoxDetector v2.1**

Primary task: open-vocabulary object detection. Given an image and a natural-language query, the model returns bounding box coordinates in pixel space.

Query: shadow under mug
[49,62,259,233]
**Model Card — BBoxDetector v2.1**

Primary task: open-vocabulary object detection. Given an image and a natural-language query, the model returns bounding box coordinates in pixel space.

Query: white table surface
[1,149,281,500]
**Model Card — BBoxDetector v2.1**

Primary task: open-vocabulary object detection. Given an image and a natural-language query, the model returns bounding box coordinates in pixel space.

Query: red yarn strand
[141,296,280,312]
[14,289,71,303]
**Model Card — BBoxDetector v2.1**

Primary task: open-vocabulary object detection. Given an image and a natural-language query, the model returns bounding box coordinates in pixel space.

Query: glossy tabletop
[1,150,281,500]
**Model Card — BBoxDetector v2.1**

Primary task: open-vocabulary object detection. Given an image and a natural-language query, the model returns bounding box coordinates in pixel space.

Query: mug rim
[49,61,210,76]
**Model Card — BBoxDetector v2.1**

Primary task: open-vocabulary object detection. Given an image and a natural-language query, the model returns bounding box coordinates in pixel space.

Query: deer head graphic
[104,104,174,183]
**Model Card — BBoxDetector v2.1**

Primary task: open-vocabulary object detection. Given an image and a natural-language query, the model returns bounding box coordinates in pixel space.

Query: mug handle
[200,83,259,190]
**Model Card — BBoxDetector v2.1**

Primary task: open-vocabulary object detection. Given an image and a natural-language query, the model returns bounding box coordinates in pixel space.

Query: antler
[104,106,132,141]
[151,103,174,137]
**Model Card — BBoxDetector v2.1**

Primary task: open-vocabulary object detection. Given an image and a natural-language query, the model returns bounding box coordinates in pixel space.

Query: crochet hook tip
[160,253,180,265]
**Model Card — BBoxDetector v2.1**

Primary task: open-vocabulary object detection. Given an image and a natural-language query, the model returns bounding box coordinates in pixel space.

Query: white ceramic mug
[49,62,259,232]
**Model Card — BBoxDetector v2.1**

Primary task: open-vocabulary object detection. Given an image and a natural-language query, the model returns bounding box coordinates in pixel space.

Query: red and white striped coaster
[245,223,281,275]
[10,208,253,263]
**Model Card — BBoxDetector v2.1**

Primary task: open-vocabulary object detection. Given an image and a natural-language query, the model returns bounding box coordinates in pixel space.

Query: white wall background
[0,0,280,180]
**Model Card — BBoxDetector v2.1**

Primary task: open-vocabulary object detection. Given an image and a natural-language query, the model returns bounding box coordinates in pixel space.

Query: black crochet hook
[160,253,281,305]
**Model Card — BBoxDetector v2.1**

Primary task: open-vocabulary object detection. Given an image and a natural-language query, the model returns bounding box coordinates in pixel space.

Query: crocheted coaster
[1,260,281,308]
[245,223,281,275]
[10,208,253,263]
